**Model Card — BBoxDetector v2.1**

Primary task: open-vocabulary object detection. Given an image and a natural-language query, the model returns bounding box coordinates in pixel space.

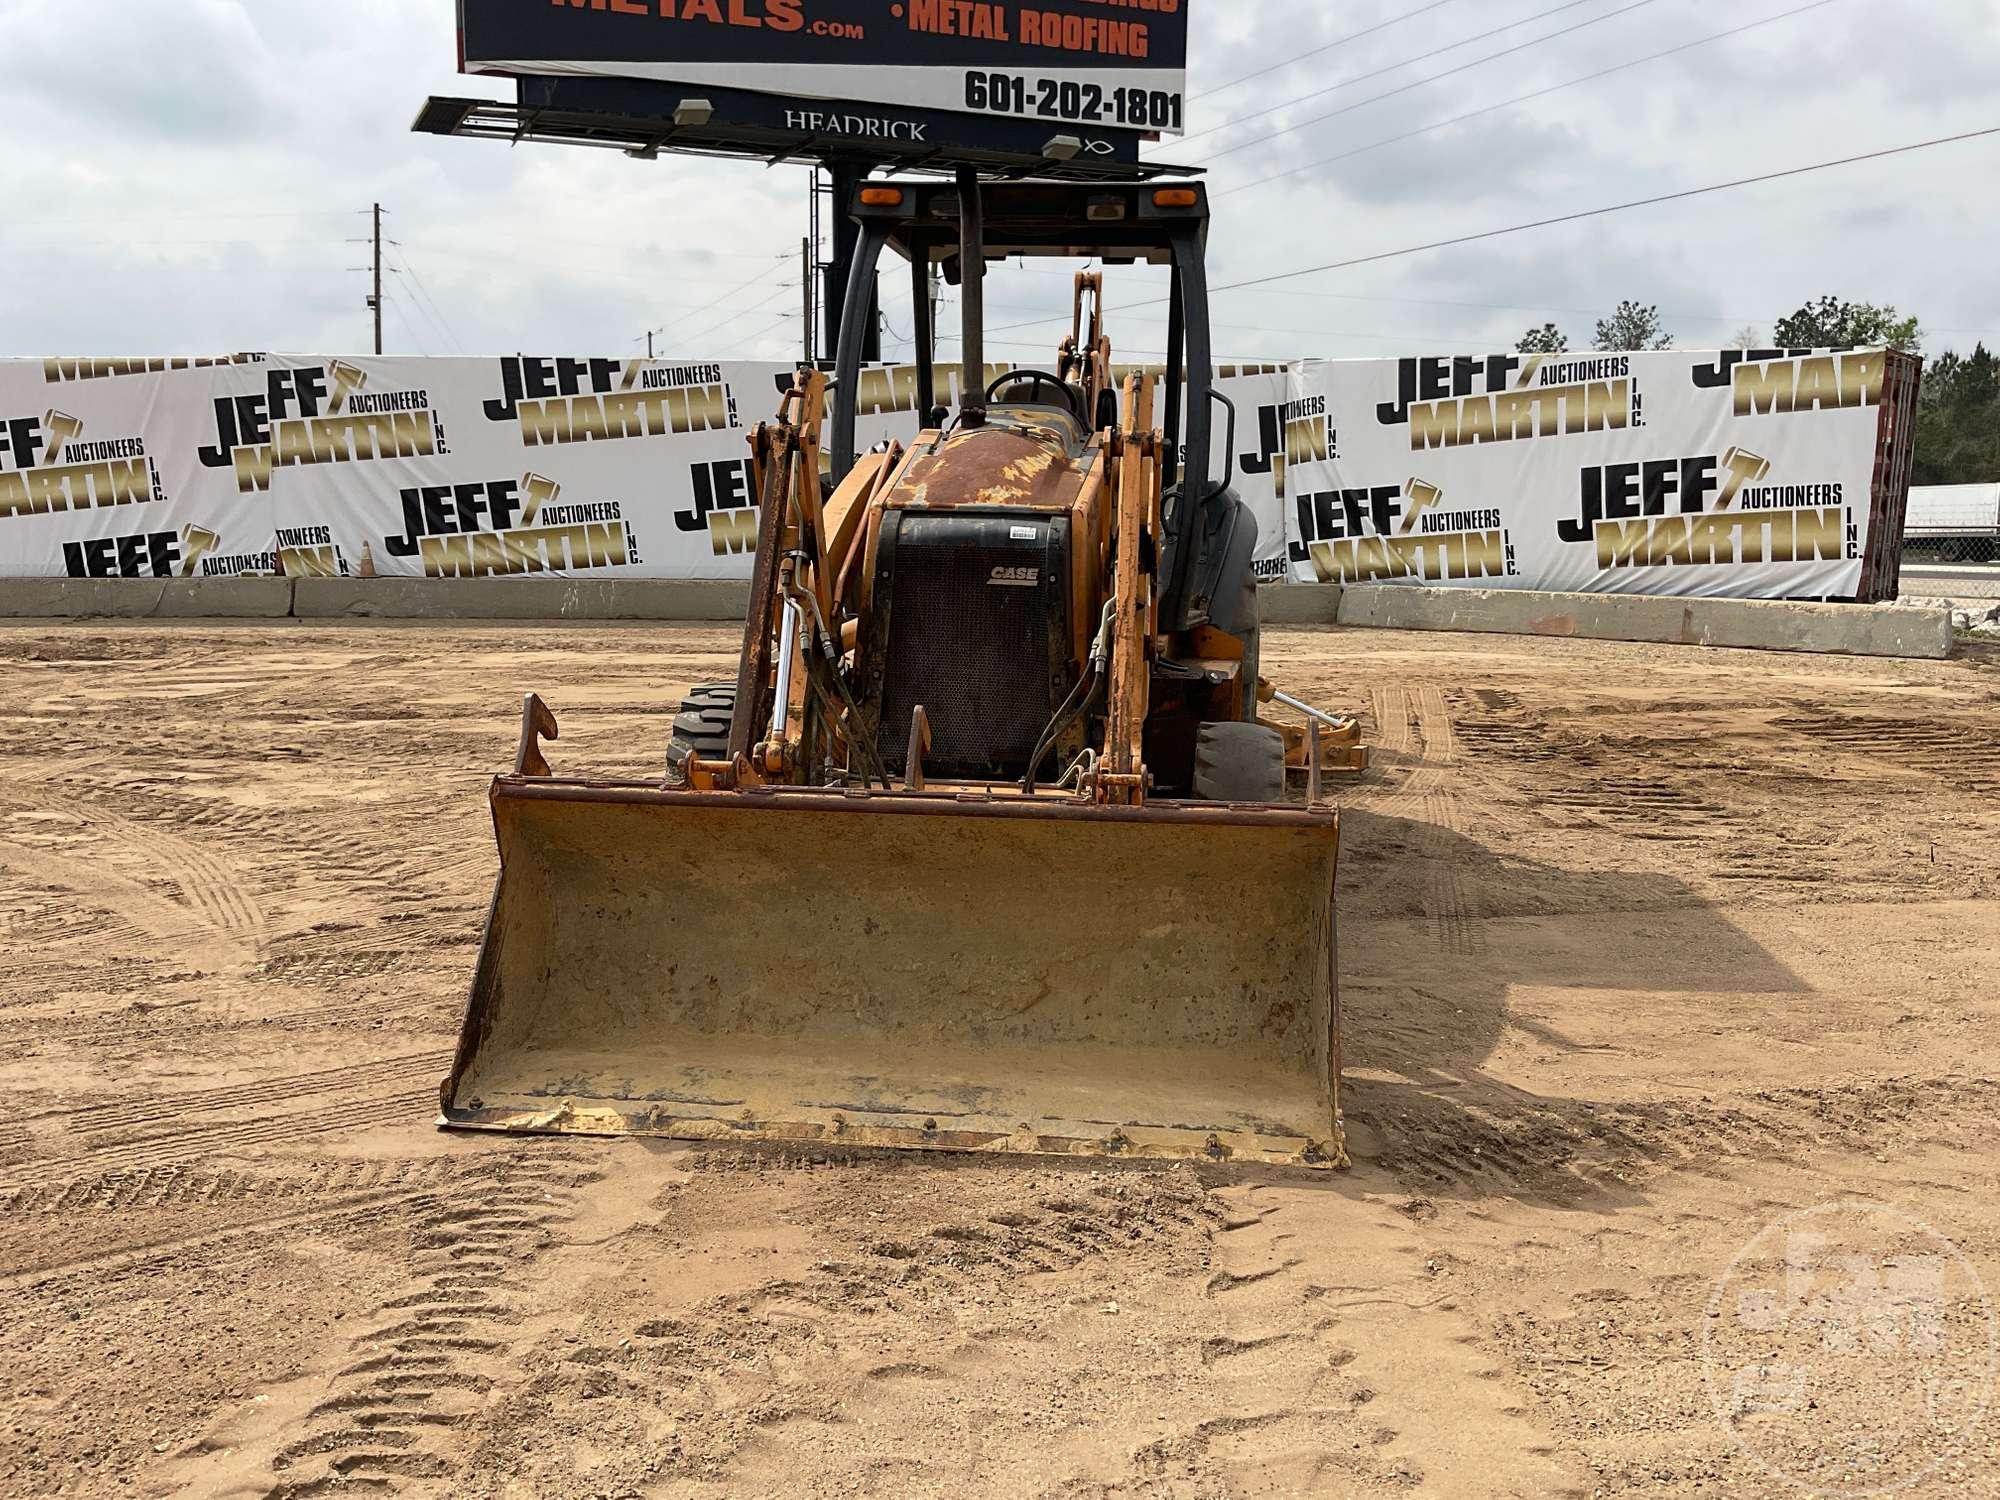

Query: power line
[404,240,786,289]
[982,125,2000,335]
[1200,0,1666,166]
[387,261,461,356]
[734,309,802,350]
[1174,0,1601,154]
[1193,0,1464,102]
[1215,0,1842,199]
[658,281,800,354]
[0,209,354,228]
[640,259,798,344]
[0,261,356,273]
[388,246,467,355]
[383,294,432,357]
[648,280,800,351]
[904,276,2000,349]
[0,238,349,251]
[1220,286,1800,330]
[1211,125,2000,298]
[443,230,800,261]
[384,266,445,350]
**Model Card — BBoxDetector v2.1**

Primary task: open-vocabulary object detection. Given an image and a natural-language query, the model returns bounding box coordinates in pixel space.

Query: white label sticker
[1010,525,1038,541]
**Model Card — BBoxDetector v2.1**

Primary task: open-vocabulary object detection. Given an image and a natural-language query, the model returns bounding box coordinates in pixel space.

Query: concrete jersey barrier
[0,578,1954,659]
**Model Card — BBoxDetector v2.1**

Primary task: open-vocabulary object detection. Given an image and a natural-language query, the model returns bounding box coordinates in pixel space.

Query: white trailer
[1904,484,2000,561]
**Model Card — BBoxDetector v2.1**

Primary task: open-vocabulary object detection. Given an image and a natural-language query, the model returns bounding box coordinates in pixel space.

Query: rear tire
[1193,721,1286,804]
[665,682,736,784]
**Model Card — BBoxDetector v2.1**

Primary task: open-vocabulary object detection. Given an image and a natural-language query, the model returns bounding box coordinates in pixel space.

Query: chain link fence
[1903,535,2000,567]
[1901,534,2000,611]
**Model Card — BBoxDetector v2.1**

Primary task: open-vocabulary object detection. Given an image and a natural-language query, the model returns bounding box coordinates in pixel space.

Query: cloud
[0,0,1995,362]
[6,0,281,142]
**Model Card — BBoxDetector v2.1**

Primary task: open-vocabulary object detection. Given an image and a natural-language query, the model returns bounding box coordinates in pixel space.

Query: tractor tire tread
[667,683,738,777]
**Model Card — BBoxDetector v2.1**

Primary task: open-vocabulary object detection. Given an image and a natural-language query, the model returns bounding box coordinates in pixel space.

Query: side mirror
[1202,388,1237,503]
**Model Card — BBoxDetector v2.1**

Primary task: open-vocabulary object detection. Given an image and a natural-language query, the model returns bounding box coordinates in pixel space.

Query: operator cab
[823,175,1264,792]
[983,372,1093,453]
[828,176,1242,639]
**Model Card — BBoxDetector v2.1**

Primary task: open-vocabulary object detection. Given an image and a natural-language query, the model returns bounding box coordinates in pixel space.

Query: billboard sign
[458,0,1191,136]
[504,75,1149,168]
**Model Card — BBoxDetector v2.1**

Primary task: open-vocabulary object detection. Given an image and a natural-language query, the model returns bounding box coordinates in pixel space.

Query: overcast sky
[0,0,1994,364]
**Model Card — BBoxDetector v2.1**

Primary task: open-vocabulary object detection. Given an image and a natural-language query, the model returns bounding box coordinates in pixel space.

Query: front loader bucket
[442,781,1343,1169]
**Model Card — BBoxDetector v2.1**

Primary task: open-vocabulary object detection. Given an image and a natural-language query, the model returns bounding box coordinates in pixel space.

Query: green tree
[1516,322,1568,354]
[1771,295,1922,351]
[1593,301,1672,351]
[1912,343,2000,486]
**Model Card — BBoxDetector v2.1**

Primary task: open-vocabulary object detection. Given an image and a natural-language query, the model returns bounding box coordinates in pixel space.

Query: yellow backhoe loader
[440,176,1364,1169]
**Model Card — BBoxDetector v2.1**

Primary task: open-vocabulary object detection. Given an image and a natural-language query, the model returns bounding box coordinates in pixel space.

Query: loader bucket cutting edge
[442,780,1343,1169]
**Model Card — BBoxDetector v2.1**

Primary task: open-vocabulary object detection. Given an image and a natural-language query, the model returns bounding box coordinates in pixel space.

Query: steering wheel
[986,370,1085,426]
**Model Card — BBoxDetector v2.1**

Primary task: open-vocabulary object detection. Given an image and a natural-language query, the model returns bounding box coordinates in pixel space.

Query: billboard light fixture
[1042,135,1083,161]
[672,98,714,127]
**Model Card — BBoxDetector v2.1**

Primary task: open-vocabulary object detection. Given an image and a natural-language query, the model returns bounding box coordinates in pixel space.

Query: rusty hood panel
[895,413,1095,512]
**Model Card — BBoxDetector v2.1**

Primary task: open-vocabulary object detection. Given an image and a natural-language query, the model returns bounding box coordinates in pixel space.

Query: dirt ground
[1,619,1997,1500]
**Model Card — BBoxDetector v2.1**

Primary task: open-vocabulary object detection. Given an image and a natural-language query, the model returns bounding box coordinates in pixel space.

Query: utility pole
[802,236,814,364]
[647,331,655,360]
[807,168,824,363]
[370,203,384,356]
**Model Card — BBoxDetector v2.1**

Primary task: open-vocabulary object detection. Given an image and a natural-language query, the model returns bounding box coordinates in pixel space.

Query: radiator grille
[877,514,1069,781]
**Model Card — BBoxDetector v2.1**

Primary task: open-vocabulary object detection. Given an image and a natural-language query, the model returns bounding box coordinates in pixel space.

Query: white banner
[0,351,1903,600]
[0,354,1286,584]
[1281,349,1899,600]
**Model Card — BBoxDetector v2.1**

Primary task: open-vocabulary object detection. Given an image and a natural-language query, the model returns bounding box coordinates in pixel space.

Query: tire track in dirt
[263,1155,597,1498]
[1776,712,1983,757]
[1355,685,1486,954]
[448,1164,1227,1498]
[1361,1076,2000,1202]
[2,1051,447,1184]
[1366,684,1413,767]
[0,1176,465,1294]
[1179,1185,1378,1493]
[1,1155,460,1216]
[275,916,477,962]
[165,796,491,914]
[0,886,154,953]
[1,783,265,947]
[0,994,440,1054]
[53,1051,452,1137]
[1204,1180,1581,1495]
[0,836,214,949]
[1415,686,1485,957]
[47,1090,436,1178]
[1540,778,1750,844]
